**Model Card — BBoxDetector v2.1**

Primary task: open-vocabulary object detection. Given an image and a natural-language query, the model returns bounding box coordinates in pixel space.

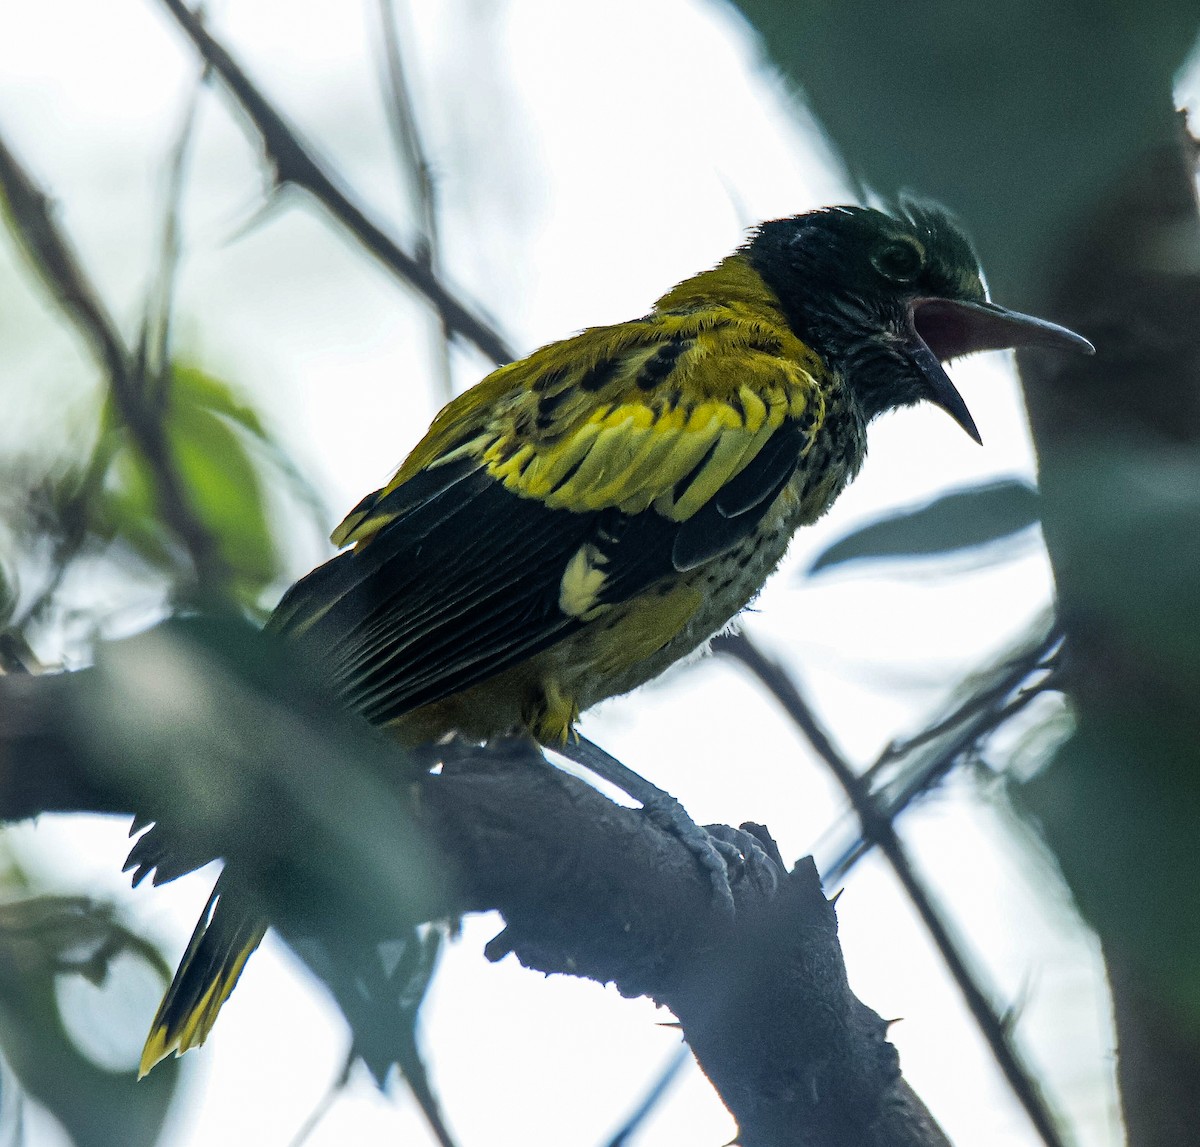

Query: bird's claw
[640,791,737,917]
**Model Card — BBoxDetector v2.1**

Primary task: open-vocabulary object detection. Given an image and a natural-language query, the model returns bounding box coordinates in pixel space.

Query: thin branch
[0,130,230,603]
[287,1049,353,1147]
[375,0,453,401]
[823,625,1066,882]
[600,1044,691,1147]
[714,630,1069,1147]
[868,627,1062,776]
[0,136,130,388]
[376,0,439,266]
[874,672,1061,830]
[157,0,514,366]
[10,438,115,635]
[140,60,208,394]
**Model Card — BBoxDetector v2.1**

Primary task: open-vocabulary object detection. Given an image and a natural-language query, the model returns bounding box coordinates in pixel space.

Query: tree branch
[375,0,455,402]
[156,0,514,366]
[0,620,952,1147]
[0,130,230,604]
[715,631,1066,1147]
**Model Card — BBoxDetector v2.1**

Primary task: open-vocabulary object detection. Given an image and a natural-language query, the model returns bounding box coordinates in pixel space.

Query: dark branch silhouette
[0,620,953,1147]
[716,631,1066,1147]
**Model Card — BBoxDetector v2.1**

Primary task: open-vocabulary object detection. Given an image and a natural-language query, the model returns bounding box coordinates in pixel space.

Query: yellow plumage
[141,204,1093,1075]
[298,253,847,746]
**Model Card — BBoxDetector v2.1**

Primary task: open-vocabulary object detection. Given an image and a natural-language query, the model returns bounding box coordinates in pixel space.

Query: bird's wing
[274,309,825,726]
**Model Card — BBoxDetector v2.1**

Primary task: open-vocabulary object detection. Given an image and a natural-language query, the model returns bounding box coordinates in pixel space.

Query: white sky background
[0,1,1139,1144]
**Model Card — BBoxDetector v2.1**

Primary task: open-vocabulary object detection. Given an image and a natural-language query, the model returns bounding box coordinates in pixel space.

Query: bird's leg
[554,734,738,915]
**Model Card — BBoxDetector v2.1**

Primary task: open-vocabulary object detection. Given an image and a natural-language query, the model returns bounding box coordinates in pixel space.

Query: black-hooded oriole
[139,203,1092,1075]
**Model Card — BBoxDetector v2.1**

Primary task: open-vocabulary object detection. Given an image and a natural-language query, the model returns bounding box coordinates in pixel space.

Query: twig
[875,672,1061,829]
[156,0,514,367]
[868,627,1062,775]
[600,1044,691,1147]
[139,60,208,394]
[714,630,1069,1147]
[0,130,230,604]
[0,135,128,390]
[10,438,115,635]
[375,0,454,401]
[287,1048,353,1147]
[823,627,1066,882]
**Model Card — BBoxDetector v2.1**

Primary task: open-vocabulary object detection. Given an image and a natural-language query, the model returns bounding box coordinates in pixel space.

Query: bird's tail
[139,877,267,1078]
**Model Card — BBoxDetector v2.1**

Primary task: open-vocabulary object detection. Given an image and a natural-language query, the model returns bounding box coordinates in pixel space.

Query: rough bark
[0,620,951,1147]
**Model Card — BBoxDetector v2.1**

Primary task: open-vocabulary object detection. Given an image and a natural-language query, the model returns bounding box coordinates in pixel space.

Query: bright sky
[0,2,1126,1145]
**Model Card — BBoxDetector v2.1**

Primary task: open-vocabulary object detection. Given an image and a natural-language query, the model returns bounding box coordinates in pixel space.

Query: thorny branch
[0,622,954,1147]
[157,0,515,367]
[714,630,1068,1147]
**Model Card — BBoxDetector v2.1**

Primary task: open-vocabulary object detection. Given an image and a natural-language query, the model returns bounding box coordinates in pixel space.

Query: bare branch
[156,0,515,366]
[826,622,1064,881]
[599,1044,690,1147]
[870,628,1060,775]
[139,63,208,391]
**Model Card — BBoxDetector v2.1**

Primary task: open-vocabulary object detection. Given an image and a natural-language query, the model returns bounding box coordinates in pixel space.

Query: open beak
[908,298,1095,444]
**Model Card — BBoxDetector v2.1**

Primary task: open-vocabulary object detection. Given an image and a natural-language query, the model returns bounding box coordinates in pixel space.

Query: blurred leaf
[170,364,270,441]
[729,1,1197,298]
[0,896,179,1147]
[0,562,16,629]
[1021,715,1200,1028]
[97,364,284,606]
[808,478,1039,574]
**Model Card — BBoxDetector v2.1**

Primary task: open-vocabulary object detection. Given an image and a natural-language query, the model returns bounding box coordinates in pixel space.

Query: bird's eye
[872,240,924,283]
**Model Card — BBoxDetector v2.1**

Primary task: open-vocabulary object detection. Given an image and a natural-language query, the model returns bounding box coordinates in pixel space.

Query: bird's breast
[565,397,867,710]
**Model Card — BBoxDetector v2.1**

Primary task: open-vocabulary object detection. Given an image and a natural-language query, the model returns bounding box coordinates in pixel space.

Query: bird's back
[272,252,862,744]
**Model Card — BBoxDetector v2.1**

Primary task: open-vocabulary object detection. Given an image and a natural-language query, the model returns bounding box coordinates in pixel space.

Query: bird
[138,202,1093,1076]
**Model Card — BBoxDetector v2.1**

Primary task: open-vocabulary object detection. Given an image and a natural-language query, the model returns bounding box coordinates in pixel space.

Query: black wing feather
[269,458,490,636]
[671,420,805,571]
[278,475,595,722]
[274,418,805,729]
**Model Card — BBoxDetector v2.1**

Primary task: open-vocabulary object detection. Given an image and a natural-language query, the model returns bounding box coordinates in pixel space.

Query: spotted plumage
[141,203,1094,1074]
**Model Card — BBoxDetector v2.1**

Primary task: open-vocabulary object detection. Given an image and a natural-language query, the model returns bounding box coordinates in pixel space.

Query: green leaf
[171,364,269,441]
[97,364,285,605]
[0,560,16,629]
[0,896,179,1147]
[808,478,1040,574]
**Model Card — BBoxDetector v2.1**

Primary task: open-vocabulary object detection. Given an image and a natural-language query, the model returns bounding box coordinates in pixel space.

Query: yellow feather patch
[587,585,704,678]
[548,420,638,506]
[327,258,827,548]
[609,426,686,511]
[558,543,610,619]
[138,929,262,1077]
[330,509,370,549]
[529,678,580,744]
[671,428,757,520]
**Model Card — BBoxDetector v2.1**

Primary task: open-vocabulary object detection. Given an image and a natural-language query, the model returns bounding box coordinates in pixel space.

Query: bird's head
[745,204,1094,442]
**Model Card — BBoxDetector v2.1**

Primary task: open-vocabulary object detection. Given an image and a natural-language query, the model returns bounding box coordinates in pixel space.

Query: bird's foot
[554,733,736,916]
[638,789,738,915]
